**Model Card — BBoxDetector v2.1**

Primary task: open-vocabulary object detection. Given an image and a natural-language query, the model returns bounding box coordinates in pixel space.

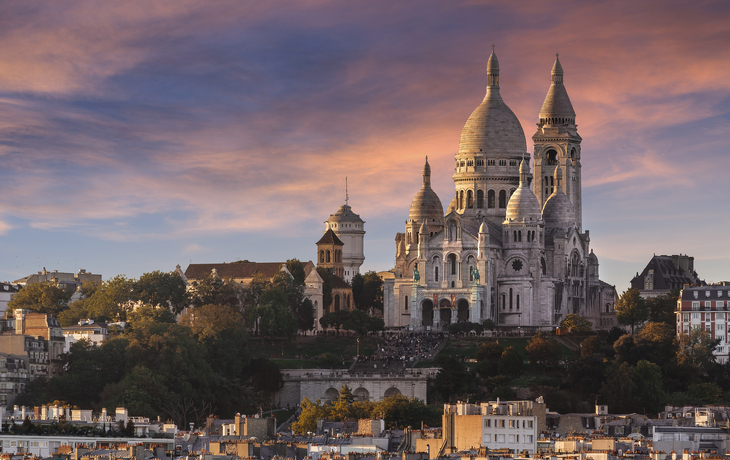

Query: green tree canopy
[525,332,559,371]
[352,271,384,312]
[615,288,648,334]
[8,281,74,317]
[498,346,523,377]
[560,314,593,333]
[285,259,307,285]
[646,290,680,325]
[133,271,189,313]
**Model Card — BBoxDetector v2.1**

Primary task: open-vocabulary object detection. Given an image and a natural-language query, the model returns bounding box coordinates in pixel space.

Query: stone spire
[487,46,499,90]
[423,156,431,187]
[539,53,576,123]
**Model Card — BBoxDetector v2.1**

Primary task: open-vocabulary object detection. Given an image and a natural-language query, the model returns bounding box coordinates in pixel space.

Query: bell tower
[532,54,583,231]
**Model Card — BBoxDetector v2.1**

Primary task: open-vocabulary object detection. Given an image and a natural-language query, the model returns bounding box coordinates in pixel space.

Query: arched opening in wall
[541,258,547,276]
[440,307,451,326]
[326,250,331,263]
[488,190,495,208]
[334,294,341,311]
[404,295,408,312]
[448,254,457,275]
[457,299,469,322]
[384,387,402,398]
[434,265,439,282]
[510,188,516,197]
[571,147,576,161]
[325,387,339,404]
[546,149,558,165]
[467,255,475,281]
[467,190,474,208]
[501,293,506,310]
[346,295,350,310]
[459,190,464,209]
[499,190,506,208]
[516,294,520,311]
[422,299,434,326]
[509,288,513,311]
[354,387,370,402]
[477,190,484,208]
[605,303,611,313]
[571,251,581,277]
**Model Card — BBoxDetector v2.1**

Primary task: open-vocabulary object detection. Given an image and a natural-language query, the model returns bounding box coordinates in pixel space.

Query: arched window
[518,230,522,242]
[513,231,517,242]
[405,295,409,311]
[334,294,340,311]
[449,221,457,241]
[502,293,506,310]
[319,250,324,263]
[477,190,484,208]
[467,190,474,208]
[468,256,474,281]
[499,190,506,208]
[326,250,331,263]
[435,266,439,282]
[449,254,457,275]
[541,257,547,275]
[459,190,464,209]
[488,190,495,208]
[346,294,350,309]
[516,294,520,310]
[509,288,513,310]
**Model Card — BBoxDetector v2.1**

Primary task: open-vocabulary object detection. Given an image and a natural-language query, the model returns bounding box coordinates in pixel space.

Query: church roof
[458,50,526,156]
[542,165,576,226]
[539,54,576,120]
[329,272,350,290]
[409,157,444,223]
[326,204,364,224]
[505,158,541,222]
[317,228,344,246]
[185,262,285,280]
[630,255,703,292]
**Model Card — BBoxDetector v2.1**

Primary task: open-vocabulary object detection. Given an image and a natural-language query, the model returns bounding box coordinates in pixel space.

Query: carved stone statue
[413,267,420,283]
[471,266,480,285]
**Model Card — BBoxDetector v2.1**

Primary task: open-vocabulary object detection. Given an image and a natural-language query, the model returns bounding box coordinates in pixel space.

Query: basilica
[382,51,617,331]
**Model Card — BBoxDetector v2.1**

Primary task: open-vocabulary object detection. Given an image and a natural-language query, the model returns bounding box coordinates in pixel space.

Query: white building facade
[383,50,616,331]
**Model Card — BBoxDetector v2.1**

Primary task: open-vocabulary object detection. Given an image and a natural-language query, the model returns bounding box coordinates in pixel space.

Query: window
[488,190,495,208]
[405,296,408,311]
[528,420,533,428]
[499,190,506,208]
[707,291,711,298]
[692,313,700,320]
[509,160,517,166]
[488,159,495,166]
[706,301,712,309]
[509,420,516,428]
[500,419,505,428]
[692,301,700,310]
[499,159,507,167]
[498,434,505,443]
[508,435,516,443]
[485,419,491,427]
[526,435,533,443]
[477,190,484,208]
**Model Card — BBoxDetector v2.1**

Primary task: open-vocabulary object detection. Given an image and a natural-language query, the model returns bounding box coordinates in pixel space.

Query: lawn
[248,335,379,361]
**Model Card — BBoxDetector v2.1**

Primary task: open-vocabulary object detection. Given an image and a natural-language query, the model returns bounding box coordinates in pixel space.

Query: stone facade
[274,368,436,407]
[383,51,617,331]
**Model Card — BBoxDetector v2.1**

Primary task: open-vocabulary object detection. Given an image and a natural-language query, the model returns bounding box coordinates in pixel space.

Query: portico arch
[384,387,402,398]
[457,299,470,322]
[354,387,370,402]
[421,299,434,326]
[325,387,339,403]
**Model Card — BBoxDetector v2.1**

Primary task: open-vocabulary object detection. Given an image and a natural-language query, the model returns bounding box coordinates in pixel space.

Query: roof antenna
[491,44,495,53]
[345,177,349,206]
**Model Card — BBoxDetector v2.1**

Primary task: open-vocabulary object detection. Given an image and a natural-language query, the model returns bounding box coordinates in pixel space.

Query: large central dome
[458,51,526,156]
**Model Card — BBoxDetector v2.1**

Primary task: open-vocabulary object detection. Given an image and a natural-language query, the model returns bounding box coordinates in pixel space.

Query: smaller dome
[409,157,444,223]
[479,222,487,233]
[505,158,541,222]
[326,204,364,224]
[588,250,598,264]
[446,196,457,215]
[541,165,576,226]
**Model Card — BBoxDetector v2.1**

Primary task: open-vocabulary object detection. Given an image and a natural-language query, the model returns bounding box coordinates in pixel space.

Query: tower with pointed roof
[325,187,365,283]
[532,54,583,232]
[316,229,345,279]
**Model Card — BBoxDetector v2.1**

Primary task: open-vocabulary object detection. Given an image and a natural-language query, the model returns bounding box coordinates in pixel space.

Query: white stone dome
[505,159,541,222]
[541,165,575,226]
[409,158,444,223]
[458,51,527,156]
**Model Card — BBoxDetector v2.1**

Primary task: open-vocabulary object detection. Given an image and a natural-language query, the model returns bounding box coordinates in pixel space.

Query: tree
[632,360,665,415]
[498,346,523,377]
[525,332,559,371]
[560,314,593,333]
[286,259,307,285]
[613,334,642,365]
[180,304,244,340]
[635,322,677,368]
[295,298,315,331]
[580,336,602,357]
[615,288,648,334]
[677,328,720,375]
[292,398,329,434]
[352,271,384,312]
[251,288,298,340]
[646,290,680,325]
[8,281,73,317]
[134,271,189,313]
[190,273,243,311]
[127,304,177,328]
[476,342,504,366]
[601,362,636,414]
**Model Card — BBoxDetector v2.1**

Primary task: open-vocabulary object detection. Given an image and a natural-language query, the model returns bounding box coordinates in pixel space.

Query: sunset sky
[0,0,729,291]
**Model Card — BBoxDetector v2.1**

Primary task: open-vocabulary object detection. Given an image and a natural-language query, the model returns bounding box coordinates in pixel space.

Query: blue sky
[0,0,729,291]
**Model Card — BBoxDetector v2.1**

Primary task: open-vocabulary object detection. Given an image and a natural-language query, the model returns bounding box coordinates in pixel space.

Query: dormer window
[706,291,711,298]
[694,291,699,299]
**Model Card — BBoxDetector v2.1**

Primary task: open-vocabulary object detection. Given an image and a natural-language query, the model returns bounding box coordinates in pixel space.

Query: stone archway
[440,308,451,326]
[457,299,470,322]
[354,387,370,402]
[325,387,339,403]
[422,299,434,326]
[384,387,402,398]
